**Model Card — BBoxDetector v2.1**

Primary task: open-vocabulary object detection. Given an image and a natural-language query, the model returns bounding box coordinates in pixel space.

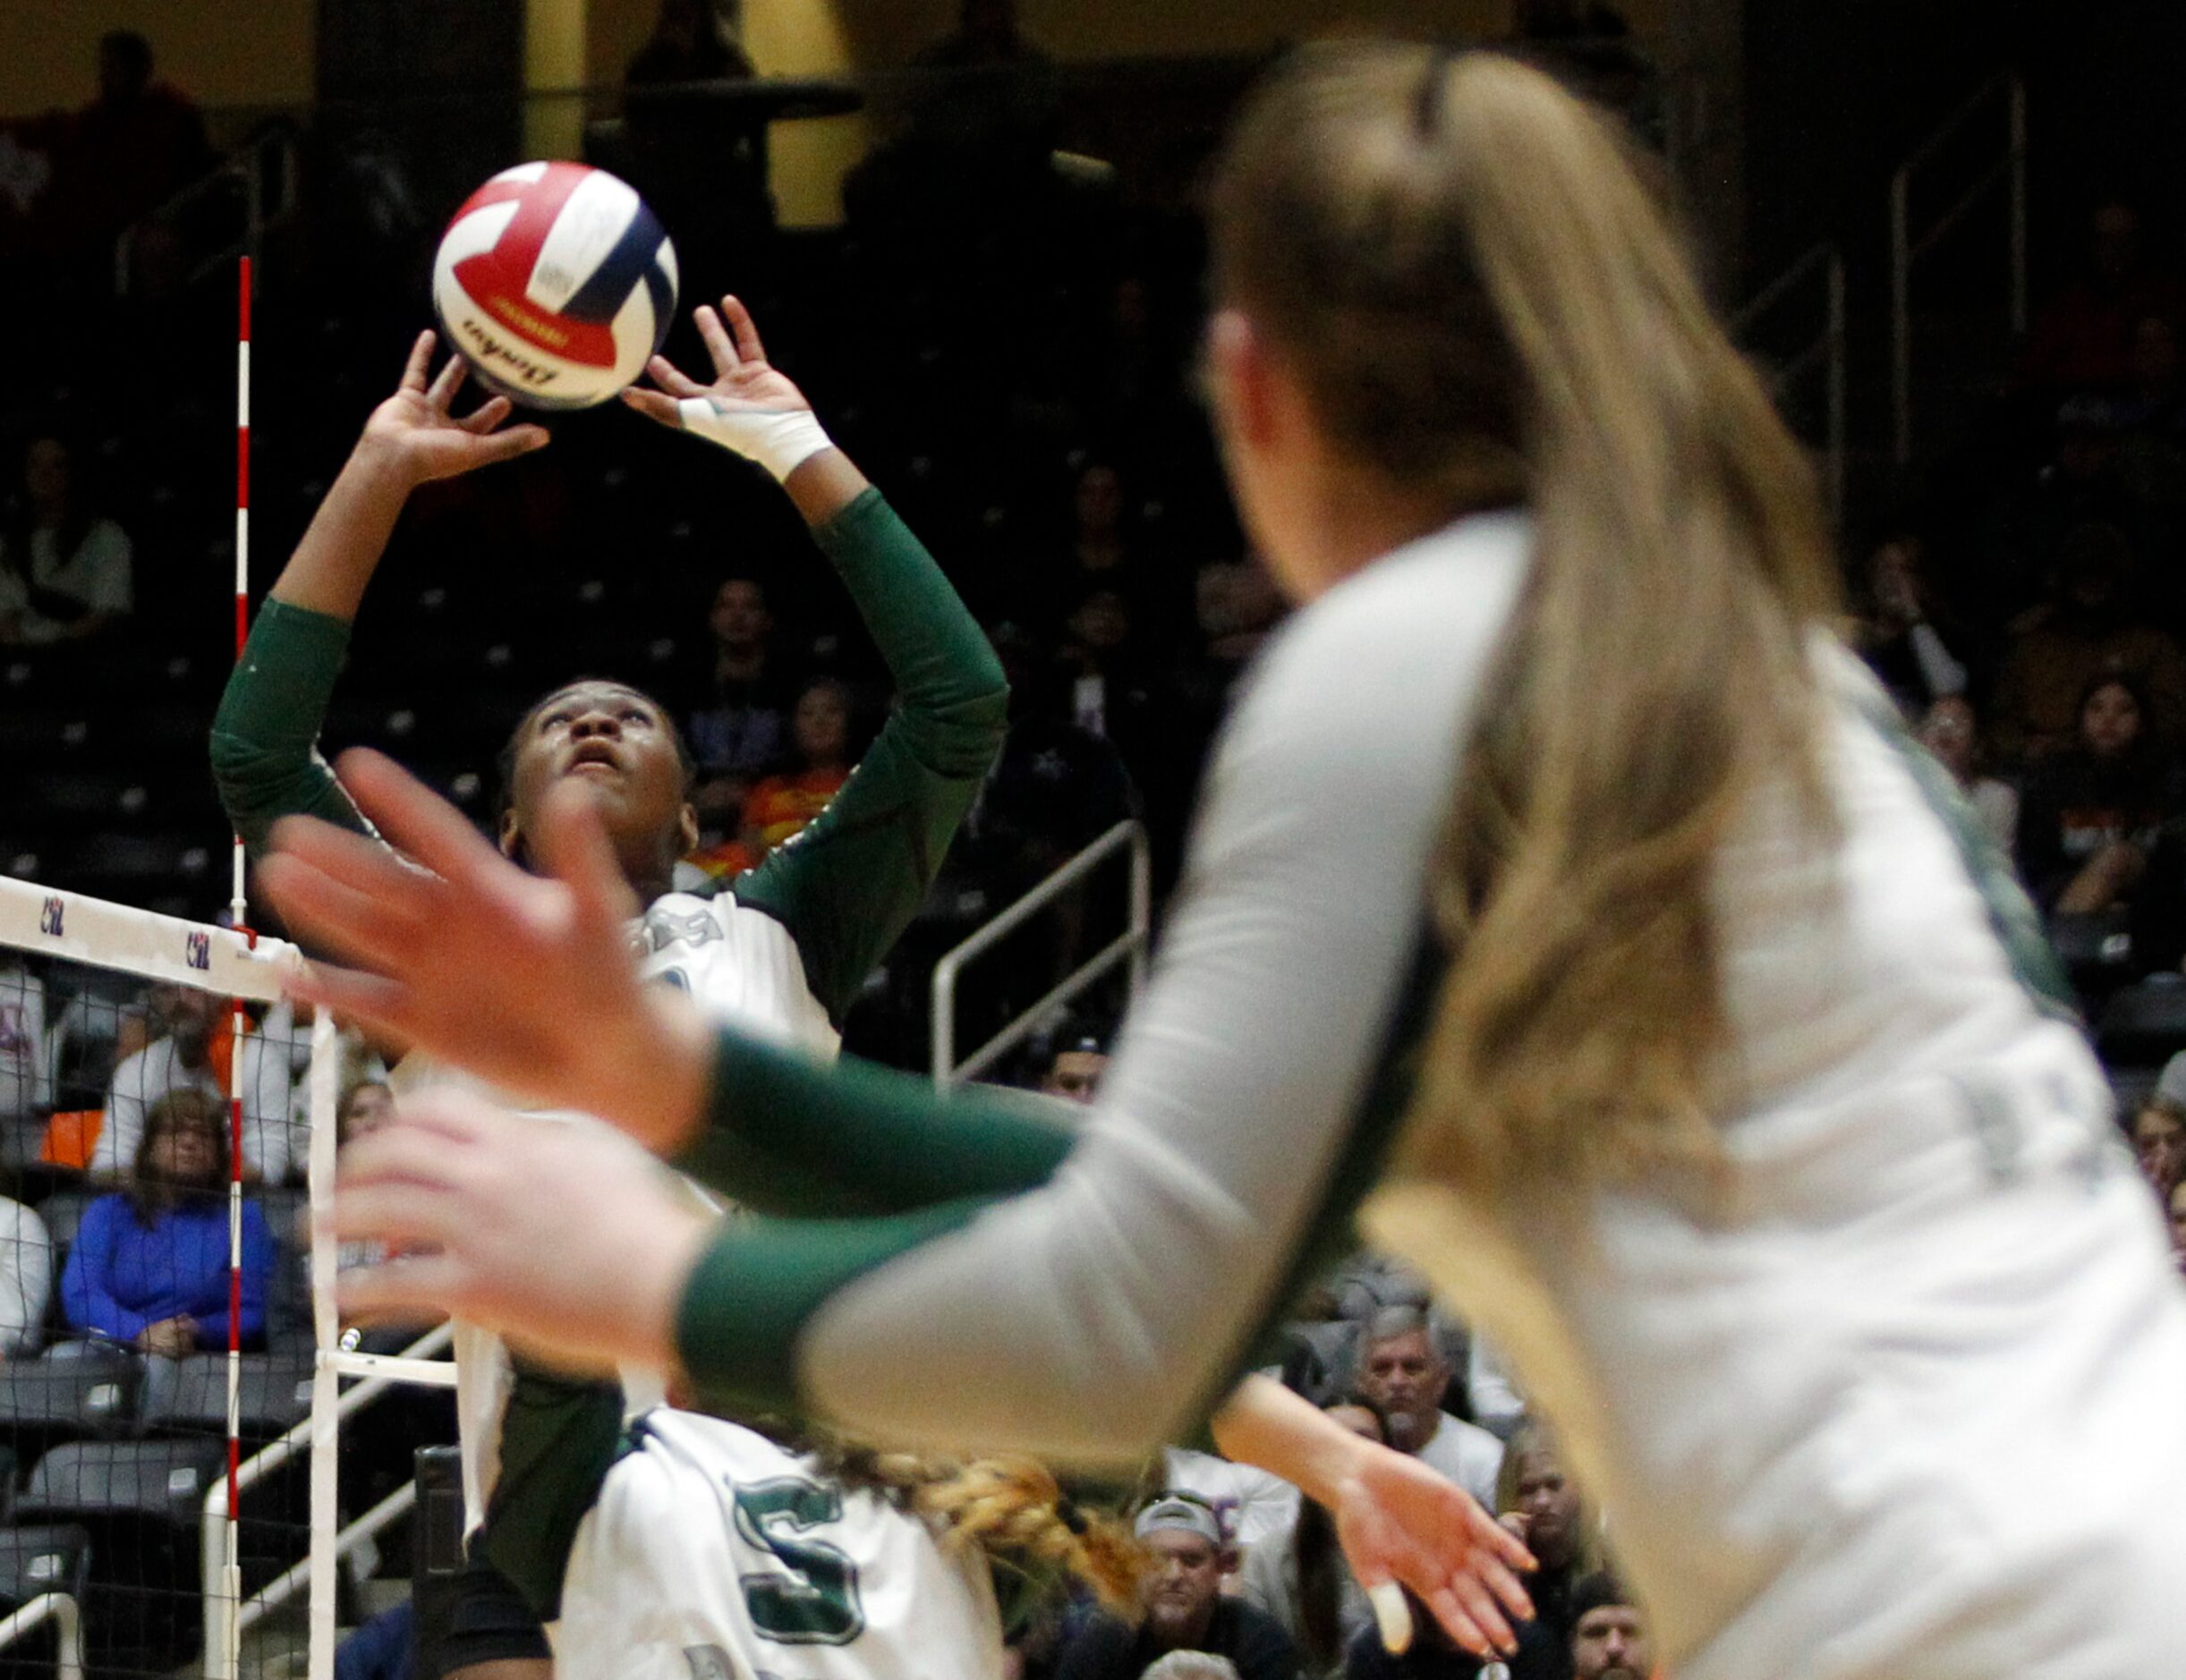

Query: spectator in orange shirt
[741,678,855,855]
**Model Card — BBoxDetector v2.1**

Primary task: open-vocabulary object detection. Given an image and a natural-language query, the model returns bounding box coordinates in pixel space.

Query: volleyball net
[0,872,453,1680]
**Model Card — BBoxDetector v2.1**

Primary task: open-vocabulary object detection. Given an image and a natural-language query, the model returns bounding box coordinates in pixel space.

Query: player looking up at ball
[222,298,1532,1673]
[272,44,2186,1680]
[212,297,1015,1679]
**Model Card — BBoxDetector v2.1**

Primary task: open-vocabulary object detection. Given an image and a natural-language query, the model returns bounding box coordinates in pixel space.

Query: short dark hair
[1569,1568,1637,1625]
[100,30,154,75]
[494,677,697,829]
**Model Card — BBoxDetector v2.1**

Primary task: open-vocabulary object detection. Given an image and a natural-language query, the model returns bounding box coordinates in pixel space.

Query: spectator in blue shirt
[61,1087,273,1357]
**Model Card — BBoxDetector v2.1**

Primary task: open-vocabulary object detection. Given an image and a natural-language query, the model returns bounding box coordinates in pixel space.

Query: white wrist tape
[677,398,833,483]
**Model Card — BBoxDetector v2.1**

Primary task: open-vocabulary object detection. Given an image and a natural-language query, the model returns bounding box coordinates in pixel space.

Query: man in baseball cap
[1052,1495,1300,1680]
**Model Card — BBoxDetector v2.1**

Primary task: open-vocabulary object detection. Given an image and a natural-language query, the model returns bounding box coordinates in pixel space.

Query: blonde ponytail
[1210,46,1841,1200]
[824,1445,1144,1612]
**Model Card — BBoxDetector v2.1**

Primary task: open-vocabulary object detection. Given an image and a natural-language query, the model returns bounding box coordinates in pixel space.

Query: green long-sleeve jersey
[209,484,1007,1613]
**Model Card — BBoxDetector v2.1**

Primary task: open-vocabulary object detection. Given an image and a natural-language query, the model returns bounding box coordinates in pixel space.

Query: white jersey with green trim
[768,513,2186,1679]
[393,887,840,1530]
[551,1410,1003,1680]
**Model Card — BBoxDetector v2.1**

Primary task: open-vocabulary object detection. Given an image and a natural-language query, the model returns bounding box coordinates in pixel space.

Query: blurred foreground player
[274,44,2186,1680]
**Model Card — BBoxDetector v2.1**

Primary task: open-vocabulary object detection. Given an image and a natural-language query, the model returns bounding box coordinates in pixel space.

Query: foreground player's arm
[626,296,1008,1022]
[210,333,546,853]
[288,522,1531,1465]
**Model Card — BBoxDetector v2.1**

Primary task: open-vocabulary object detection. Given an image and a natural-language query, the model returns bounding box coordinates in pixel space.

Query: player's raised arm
[209,332,548,855]
[625,296,1009,1023]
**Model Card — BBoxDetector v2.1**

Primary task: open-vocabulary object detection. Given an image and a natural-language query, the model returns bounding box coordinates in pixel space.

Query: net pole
[219,253,253,1680]
[306,1006,341,1680]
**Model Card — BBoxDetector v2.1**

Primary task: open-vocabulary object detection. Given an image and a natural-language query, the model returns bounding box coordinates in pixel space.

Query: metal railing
[931,819,1151,1089]
[1891,71,2028,462]
[114,121,300,298]
[0,1592,82,1680]
[200,1322,455,1680]
[1732,242,1848,520]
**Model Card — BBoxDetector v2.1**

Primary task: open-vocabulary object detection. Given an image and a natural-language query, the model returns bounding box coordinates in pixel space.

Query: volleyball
[430,161,678,411]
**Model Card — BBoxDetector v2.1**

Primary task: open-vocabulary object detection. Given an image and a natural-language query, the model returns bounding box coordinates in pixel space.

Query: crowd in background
[0,4,2179,1679]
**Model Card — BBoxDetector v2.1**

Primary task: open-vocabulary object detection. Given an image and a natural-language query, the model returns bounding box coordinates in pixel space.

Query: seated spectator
[683,574,794,836]
[1915,696,2019,856]
[0,432,133,645]
[1990,522,2186,761]
[39,31,213,266]
[2119,313,2186,517]
[1160,1442,1300,1562]
[1056,1495,1300,1680]
[1241,1401,1387,1676]
[1978,403,2147,641]
[61,1088,275,1357]
[2013,675,2182,913]
[2022,199,2186,397]
[1565,1574,1652,1680]
[1495,1424,1600,1674]
[0,1193,52,1358]
[339,1077,394,1141]
[2131,1056,2186,1196]
[1351,1306,1505,1510]
[97,983,302,1184]
[1039,1024,1110,1105]
[1851,532,1969,716]
[739,677,855,856]
[0,955,49,1123]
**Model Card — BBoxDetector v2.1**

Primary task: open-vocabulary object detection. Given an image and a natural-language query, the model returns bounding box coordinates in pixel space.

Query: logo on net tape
[38,897,64,938]
[185,930,211,972]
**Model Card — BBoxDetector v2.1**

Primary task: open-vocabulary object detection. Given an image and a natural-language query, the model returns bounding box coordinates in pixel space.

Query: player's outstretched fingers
[693,303,741,378]
[642,353,709,400]
[257,840,429,974]
[428,352,468,411]
[1364,1582,1414,1655]
[719,294,768,365]
[333,748,514,891]
[279,955,413,1048]
[457,395,512,435]
[398,330,437,393]
[337,1252,472,1326]
[620,386,685,428]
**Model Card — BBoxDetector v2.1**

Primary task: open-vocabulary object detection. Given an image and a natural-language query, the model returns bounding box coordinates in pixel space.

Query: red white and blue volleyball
[431,162,678,411]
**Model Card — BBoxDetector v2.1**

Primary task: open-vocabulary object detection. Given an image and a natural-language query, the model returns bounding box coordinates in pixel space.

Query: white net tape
[0,872,451,1680]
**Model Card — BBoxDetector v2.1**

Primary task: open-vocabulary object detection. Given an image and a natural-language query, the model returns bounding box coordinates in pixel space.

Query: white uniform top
[770,514,2186,1680]
[396,889,839,1531]
[553,1410,1002,1680]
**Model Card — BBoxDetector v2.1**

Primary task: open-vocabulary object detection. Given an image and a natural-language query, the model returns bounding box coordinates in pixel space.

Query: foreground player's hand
[1333,1442,1537,1659]
[258,748,714,1151]
[356,331,549,487]
[621,295,831,483]
[332,1090,710,1373]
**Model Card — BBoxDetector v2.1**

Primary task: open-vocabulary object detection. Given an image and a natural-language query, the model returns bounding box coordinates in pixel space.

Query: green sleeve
[668,1027,1076,1218]
[732,489,1008,1023]
[208,599,372,853]
[476,1362,625,1620]
[676,1198,1005,1421]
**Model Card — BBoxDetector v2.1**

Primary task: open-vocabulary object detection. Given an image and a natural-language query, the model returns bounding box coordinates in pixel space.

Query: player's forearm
[779,446,871,528]
[665,1026,1076,1215]
[1212,1374,1374,1512]
[268,441,418,623]
[807,487,1008,770]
